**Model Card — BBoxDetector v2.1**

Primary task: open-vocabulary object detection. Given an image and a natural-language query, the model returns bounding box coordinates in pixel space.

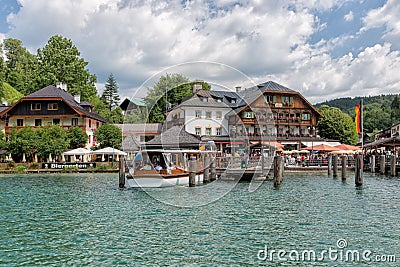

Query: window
[35,119,42,126]
[230,98,236,104]
[195,127,201,136]
[206,111,212,119]
[201,97,208,102]
[89,119,92,128]
[264,95,273,103]
[243,111,254,118]
[195,110,202,118]
[53,118,60,125]
[72,118,79,126]
[48,103,58,110]
[216,111,222,119]
[17,119,24,127]
[216,98,222,103]
[301,113,311,120]
[216,127,222,136]
[205,127,211,136]
[31,103,41,111]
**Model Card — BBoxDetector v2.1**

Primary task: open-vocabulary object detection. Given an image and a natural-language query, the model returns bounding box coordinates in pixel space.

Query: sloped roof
[114,123,162,134]
[119,98,147,111]
[121,135,141,152]
[0,85,107,122]
[145,126,200,148]
[174,89,240,109]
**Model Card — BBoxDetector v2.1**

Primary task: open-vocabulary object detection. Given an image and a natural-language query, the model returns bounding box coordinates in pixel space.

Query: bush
[14,165,26,173]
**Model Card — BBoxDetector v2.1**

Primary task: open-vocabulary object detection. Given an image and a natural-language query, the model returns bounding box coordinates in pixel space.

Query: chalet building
[0,84,107,148]
[228,81,322,144]
[119,97,147,116]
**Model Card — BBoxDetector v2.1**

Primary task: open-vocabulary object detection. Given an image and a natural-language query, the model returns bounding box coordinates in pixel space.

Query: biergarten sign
[42,163,96,169]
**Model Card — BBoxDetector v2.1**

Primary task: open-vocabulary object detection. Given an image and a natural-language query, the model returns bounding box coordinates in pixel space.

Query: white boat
[126,149,211,188]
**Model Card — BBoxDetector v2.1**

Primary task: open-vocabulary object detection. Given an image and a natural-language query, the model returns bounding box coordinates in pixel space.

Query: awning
[302,141,341,147]
[250,141,284,148]
[280,141,299,145]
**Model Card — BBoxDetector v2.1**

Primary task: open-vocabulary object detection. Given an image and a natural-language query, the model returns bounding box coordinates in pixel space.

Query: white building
[166,88,240,137]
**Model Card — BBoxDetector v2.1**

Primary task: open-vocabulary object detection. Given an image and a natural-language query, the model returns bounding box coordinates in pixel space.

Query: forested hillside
[315,94,400,134]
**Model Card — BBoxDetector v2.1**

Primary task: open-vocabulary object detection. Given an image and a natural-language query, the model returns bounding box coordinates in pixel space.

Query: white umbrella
[22,153,26,163]
[61,153,65,162]
[48,153,52,162]
[34,153,38,163]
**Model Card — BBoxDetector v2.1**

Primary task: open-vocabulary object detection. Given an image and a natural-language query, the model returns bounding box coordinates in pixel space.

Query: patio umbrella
[22,153,26,163]
[304,144,339,152]
[334,144,360,151]
[48,153,52,162]
[34,153,38,162]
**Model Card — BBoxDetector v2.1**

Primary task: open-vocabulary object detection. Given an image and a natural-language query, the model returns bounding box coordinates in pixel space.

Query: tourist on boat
[155,164,163,172]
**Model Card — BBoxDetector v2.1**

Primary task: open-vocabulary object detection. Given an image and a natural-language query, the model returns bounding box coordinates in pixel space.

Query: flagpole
[361,99,364,150]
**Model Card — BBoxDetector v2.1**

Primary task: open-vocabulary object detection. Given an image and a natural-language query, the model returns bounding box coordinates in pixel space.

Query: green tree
[37,125,69,160]
[124,107,148,123]
[0,131,6,150]
[94,124,122,149]
[67,126,88,148]
[391,95,400,121]
[36,35,97,100]
[363,103,394,132]
[7,127,38,162]
[2,38,39,95]
[144,74,210,123]
[317,105,358,145]
[101,73,120,111]
[0,46,4,98]
[90,95,123,123]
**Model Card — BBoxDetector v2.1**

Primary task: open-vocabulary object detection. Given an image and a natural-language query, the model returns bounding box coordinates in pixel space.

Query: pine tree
[102,73,120,111]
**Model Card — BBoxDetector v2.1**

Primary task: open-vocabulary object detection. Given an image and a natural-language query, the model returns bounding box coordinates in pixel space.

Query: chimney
[74,95,81,103]
[2,100,7,106]
[56,82,67,91]
[193,83,202,94]
[235,86,241,93]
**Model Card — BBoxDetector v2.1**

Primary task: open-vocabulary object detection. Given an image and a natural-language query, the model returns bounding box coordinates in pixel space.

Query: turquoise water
[0,173,399,266]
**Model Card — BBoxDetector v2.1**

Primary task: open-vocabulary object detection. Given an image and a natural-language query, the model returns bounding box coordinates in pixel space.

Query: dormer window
[216,98,222,103]
[31,103,41,111]
[230,98,236,104]
[201,97,208,102]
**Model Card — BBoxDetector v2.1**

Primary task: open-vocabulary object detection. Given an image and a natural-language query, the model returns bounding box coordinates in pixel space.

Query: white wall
[184,107,229,136]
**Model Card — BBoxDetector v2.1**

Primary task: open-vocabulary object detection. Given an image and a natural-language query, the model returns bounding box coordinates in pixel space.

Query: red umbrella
[334,144,360,151]
[304,144,339,152]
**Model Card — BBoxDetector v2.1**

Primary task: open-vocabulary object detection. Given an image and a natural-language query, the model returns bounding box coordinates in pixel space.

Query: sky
[0,0,399,104]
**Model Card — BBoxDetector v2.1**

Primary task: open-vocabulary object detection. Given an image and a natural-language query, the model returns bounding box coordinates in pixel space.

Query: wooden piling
[189,156,196,187]
[333,154,338,178]
[274,156,284,187]
[355,155,363,186]
[203,155,210,183]
[380,155,385,175]
[370,155,375,173]
[328,154,332,176]
[390,155,396,177]
[118,156,125,188]
[210,155,217,181]
[341,155,347,180]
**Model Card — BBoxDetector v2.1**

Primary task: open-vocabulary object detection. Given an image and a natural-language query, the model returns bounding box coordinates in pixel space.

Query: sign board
[275,103,283,108]
[42,163,96,169]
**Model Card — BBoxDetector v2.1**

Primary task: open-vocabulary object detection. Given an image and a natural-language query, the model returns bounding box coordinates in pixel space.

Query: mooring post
[355,155,363,186]
[274,156,283,187]
[380,155,386,175]
[328,154,332,175]
[210,155,217,181]
[333,154,338,178]
[119,156,125,188]
[370,155,376,173]
[189,156,196,187]
[390,155,396,177]
[203,155,210,183]
[341,155,347,180]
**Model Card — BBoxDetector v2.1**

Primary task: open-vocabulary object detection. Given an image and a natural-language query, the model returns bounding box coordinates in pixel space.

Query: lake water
[0,173,399,266]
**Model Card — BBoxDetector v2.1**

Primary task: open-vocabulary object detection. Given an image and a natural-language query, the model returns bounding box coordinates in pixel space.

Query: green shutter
[281,96,285,103]
[290,97,294,104]
[273,96,276,103]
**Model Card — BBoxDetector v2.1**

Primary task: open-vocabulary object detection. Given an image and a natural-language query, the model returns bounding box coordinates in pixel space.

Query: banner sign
[42,163,96,169]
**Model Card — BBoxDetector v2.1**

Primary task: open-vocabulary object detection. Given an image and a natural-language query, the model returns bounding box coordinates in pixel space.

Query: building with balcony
[0,84,107,148]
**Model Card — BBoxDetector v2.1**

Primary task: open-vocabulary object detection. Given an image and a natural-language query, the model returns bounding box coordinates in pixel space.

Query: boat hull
[126,173,204,188]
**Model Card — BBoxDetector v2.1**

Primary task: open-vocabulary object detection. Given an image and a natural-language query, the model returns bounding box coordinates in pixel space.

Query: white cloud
[361,0,400,42]
[2,0,400,104]
[344,11,354,22]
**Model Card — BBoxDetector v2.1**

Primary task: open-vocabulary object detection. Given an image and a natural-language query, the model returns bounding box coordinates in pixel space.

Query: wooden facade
[228,83,322,139]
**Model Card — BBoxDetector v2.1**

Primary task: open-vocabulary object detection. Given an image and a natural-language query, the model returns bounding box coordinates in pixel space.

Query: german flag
[355,102,361,134]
